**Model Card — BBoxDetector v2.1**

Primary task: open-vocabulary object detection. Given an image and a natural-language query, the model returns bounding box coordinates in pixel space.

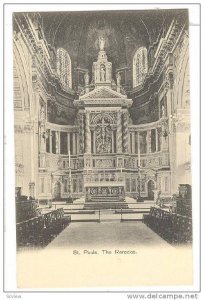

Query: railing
[51,202,152,222]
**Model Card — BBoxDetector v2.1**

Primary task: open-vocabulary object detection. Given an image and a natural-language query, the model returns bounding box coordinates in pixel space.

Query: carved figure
[95,116,112,153]
[116,72,121,85]
[40,105,45,121]
[161,104,166,117]
[99,36,105,51]
[100,65,106,81]
[84,72,89,85]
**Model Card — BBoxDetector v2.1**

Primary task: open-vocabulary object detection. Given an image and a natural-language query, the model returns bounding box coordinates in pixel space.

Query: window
[151,129,156,152]
[57,48,72,89]
[133,47,148,88]
[52,131,56,154]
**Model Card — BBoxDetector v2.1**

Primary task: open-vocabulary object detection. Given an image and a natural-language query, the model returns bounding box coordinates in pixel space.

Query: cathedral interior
[13,9,191,208]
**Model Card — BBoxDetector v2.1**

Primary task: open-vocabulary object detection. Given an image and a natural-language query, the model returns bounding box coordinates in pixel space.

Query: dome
[41,9,188,80]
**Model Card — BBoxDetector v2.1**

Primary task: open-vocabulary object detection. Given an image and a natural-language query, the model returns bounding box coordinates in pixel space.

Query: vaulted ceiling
[41,9,188,73]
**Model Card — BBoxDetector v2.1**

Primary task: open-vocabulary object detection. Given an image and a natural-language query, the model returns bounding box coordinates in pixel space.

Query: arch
[52,180,62,200]
[57,48,72,89]
[92,113,115,125]
[173,33,189,109]
[147,180,155,200]
[133,47,148,88]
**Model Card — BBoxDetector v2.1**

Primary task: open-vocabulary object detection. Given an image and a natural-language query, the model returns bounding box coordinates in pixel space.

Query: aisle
[46,221,170,248]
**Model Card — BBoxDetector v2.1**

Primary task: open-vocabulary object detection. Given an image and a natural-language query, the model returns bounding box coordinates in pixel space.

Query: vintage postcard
[3,3,201,294]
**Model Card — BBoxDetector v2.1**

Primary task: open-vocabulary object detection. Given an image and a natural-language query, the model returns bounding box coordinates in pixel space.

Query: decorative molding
[15,123,34,133]
[80,86,127,100]
[15,162,24,174]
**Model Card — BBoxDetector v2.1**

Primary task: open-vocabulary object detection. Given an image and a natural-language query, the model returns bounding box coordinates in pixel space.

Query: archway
[147,180,155,200]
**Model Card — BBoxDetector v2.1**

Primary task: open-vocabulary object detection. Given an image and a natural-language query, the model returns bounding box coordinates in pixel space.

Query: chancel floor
[46,221,171,249]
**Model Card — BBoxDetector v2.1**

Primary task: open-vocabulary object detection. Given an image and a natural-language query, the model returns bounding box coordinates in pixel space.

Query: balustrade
[39,151,169,172]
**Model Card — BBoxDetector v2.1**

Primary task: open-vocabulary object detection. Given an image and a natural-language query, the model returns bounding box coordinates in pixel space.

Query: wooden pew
[16,208,71,248]
[143,207,192,244]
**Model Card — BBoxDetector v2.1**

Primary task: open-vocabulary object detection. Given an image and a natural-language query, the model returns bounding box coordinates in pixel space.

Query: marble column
[132,132,136,154]
[117,111,123,153]
[146,130,151,153]
[39,124,46,153]
[85,112,91,153]
[67,133,70,154]
[123,111,129,153]
[76,133,79,155]
[78,113,84,154]
[55,131,60,154]
[73,133,76,155]
[93,131,96,153]
[111,131,114,153]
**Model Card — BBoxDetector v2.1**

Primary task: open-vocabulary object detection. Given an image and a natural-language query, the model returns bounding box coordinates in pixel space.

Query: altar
[85,182,125,202]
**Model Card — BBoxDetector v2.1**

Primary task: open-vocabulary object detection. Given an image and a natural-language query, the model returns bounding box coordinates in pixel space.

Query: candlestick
[137,132,141,167]
[68,150,71,168]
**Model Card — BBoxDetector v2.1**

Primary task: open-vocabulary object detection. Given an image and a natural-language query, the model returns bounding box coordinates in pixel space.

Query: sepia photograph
[3,3,201,293]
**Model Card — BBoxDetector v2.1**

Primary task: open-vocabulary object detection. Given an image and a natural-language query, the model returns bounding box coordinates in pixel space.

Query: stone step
[88,197,124,202]
[83,202,129,210]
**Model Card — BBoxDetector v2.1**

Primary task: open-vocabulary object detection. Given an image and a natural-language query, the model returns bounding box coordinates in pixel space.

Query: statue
[84,72,89,85]
[161,104,166,118]
[99,36,105,51]
[40,105,45,121]
[100,65,106,81]
[116,72,121,86]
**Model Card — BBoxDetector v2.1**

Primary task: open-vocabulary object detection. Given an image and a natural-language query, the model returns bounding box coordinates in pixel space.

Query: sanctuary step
[83,201,128,210]
[87,196,124,202]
